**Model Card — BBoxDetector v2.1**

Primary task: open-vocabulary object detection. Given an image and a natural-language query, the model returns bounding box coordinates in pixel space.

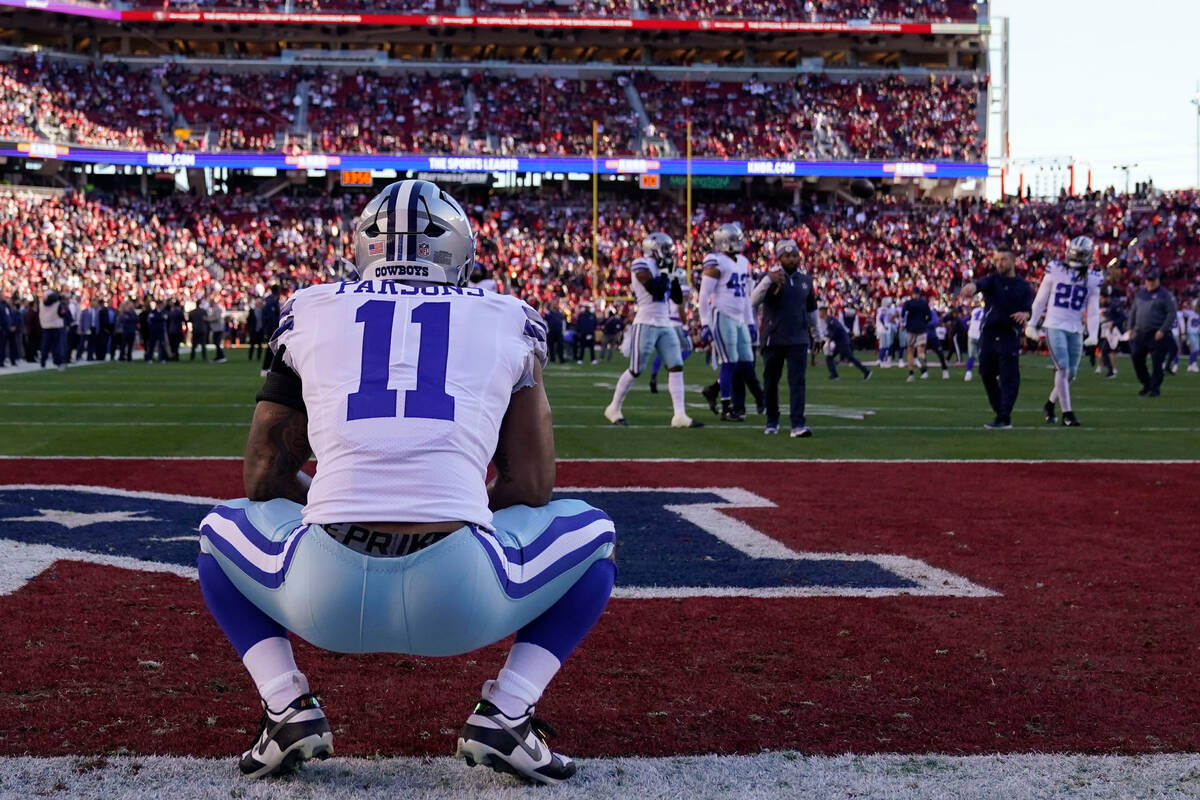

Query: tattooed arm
[243,400,312,504]
[489,361,556,511]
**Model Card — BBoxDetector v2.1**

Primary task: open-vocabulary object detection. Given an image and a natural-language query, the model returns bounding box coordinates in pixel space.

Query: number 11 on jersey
[347,299,456,422]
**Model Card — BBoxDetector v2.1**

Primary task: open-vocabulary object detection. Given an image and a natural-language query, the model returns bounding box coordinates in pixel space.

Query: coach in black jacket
[0,294,16,366]
[960,250,1034,429]
[750,239,819,437]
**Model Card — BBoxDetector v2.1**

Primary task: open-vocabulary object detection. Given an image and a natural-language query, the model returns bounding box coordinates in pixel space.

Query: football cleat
[648,375,658,394]
[700,383,719,415]
[1062,411,1081,427]
[828,374,840,381]
[1188,363,1200,373]
[790,426,813,438]
[239,694,333,779]
[764,423,780,435]
[603,404,627,426]
[671,413,704,429]
[456,695,576,786]
[863,370,873,381]
[906,374,916,383]
[720,411,745,422]
[1104,370,1118,380]
[920,370,929,380]
[1043,401,1057,425]
[964,370,973,382]
[984,419,1013,430]
[942,369,950,380]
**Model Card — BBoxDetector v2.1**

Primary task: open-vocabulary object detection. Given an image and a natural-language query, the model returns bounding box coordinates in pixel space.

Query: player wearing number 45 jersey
[196,180,615,785]
[1027,236,1103,426]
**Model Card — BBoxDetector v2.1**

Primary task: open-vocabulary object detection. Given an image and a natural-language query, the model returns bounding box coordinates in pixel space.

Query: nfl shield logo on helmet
[418,242,431,257]
[367,241,385,256]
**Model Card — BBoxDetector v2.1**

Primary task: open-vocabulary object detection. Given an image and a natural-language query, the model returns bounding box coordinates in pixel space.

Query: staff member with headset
[960,249,1033,430]
[750,239,819,438]
[1127,268,1178,397]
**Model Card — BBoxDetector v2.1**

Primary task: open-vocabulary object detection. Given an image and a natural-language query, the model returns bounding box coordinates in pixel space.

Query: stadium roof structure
[0,0,987,35]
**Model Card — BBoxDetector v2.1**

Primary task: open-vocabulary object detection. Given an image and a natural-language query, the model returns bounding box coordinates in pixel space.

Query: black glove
[669,277,684,305]
[648,273,670,301]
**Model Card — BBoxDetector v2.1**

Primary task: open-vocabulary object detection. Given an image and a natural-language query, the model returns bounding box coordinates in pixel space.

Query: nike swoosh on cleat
[257,708,302,757]
[493,717,544,763]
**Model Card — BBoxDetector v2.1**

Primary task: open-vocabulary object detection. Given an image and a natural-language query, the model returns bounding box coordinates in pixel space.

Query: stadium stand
[3,189,1194,340]
[160,66,301,152]
[0,56,164,149]
[0,57,983,162]
[120,0,978,22]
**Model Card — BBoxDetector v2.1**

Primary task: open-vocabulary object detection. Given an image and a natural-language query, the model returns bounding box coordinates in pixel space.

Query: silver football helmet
[713,222,746,254]
[1065,235,1095,270]
[642,232,676,269]
[353,180,475,286]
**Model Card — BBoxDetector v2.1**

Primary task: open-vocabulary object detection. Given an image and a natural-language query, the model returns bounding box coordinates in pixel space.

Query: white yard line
[0,753,1195,800]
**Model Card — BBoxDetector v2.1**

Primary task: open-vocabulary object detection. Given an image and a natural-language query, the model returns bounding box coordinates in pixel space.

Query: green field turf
[0,347,1196,460]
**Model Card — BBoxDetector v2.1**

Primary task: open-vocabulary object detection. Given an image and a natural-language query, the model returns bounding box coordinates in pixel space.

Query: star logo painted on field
[1,508,160,529]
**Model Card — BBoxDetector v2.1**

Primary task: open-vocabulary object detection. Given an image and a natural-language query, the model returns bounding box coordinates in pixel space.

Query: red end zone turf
[0,459,1197,758]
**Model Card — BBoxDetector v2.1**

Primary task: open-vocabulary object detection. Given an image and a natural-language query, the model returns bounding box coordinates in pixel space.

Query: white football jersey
[701,251,753,324]
[630,256,673,327]
[272,279,548,528]
[967,307,985,339]
[668,286,691,325]
[1179,308,1200,336]
[875,307,895,333]
[1032,261,1103,335]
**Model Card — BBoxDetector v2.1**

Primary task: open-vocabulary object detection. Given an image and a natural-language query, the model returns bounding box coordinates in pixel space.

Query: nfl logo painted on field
[0,482,995,599]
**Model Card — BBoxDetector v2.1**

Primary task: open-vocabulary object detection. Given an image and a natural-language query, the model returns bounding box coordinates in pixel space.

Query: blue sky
[989,0,1199,192]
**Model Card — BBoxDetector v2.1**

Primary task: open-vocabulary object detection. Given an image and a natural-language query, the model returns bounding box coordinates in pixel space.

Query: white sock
[1049,386,1059,404]
[610,370,636,412]
[243,636,299,689]
[486,643,562,718]
[243,637,308,712]
[257,670,310,714]
[1055,369,1072,412]
[667,371,686,416]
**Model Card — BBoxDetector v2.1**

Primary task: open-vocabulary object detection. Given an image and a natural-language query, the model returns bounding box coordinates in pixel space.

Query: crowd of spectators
[307,71,468,154]
[468,74,641,156]
[161,65,301,152]
[3,185,1195,365]
[123,0,976,22]
[1,59,984,162]
[0,56,164,149]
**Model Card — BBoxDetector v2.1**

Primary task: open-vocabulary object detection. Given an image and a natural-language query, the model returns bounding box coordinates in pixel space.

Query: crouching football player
[196,181,616,784]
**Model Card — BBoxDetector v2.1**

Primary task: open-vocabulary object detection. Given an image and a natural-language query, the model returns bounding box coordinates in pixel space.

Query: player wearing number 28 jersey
[1028,235,1103,426]
[196,180,615,785]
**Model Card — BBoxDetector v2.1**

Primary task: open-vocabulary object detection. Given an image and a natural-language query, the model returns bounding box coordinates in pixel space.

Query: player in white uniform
[1182,299,1200,372]
[603,232,702,428]
[196,181,615,785]
[875,298,897,367]
[963,303,984,381]
[648,288,693,393]
[1027,236,1103,426]
[699,223,760,421]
